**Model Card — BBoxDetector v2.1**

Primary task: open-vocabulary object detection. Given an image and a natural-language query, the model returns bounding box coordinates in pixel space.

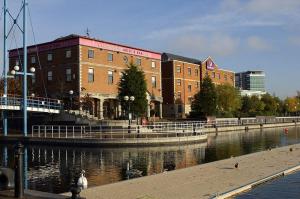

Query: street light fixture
[69,90,74,111]
[10,65,35,136]
[124,95,135,133]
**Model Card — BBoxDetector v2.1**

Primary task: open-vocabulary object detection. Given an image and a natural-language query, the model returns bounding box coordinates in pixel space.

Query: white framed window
[136,58,142,66]
[188,67,192,75]
[151,76,156,88]
[66,68,72,82]
[66,50,72,58]
[151,61,156,68]
[47,53,53,61]
[176,66,181,73]
[88,49,94,58]
[15,59,19,66]
[31,56,36,64]
[188,85,192,92]
[107,53,113,62]
[47,71,53,81]
[177,92,181,99]
[177,79,181,86]
[195,69,199,76]
[108,71,113,84]
[88,68,94,83]
[196,82,199,88]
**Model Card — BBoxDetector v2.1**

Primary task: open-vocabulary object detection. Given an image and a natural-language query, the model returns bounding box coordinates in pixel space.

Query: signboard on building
[206,59,215,70]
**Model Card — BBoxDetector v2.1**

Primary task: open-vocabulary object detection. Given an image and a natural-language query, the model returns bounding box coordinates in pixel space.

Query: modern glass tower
[235,71,265,92]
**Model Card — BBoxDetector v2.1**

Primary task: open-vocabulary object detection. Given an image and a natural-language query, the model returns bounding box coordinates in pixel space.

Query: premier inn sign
[206,59,215,70]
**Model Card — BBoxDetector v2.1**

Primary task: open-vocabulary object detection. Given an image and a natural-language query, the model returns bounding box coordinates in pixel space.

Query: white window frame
[66,50,72,58]
[47,71,53,81]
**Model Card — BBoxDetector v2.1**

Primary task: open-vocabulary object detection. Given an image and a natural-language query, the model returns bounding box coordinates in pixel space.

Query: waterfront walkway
[66,143,300,199]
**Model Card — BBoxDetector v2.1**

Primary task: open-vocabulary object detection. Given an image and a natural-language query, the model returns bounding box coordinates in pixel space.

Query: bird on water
[77,170,88,189]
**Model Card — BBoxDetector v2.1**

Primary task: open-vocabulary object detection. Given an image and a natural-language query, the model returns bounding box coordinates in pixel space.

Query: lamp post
[69,90,74,111]
[124,96,135,133]
[11,65,35,137]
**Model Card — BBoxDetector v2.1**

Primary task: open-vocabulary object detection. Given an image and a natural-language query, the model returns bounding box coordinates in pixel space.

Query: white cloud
[247,36,272,51]
[167,34,240,57]
[288,36,300,46]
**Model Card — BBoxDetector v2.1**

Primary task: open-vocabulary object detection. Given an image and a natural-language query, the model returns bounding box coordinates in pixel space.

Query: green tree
[191,76,217,117]
[240,95,265,117]
[260,93,278,116]
[216,84,241,117]
[118,63,147,117]
[284,97,299,115]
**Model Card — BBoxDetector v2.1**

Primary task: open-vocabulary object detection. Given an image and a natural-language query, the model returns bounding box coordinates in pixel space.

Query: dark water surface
[1,126,300,194]
[236,171,300,199]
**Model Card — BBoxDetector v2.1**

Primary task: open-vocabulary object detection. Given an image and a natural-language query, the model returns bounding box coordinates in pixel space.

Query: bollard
[14,143,24,198]
[128,125,131,134]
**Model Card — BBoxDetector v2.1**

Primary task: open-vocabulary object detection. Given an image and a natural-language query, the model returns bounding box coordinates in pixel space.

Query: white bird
[126,162,142,179]
[77,170,88,189]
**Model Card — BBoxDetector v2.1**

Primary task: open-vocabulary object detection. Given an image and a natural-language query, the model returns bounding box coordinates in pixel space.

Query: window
[88,49,94,58]
[177,92,181,99]
[188,85,192,92]
[136,58,142,66]
[31,56,36,64]
[178,104,182,113]
[88,68,94,83]
[176,66,181,73]
[205,71,209,76]
[32,75,36,84]
[151,61,156,68]
[107,53,113,62]
[66,50,71,58]
[177,79,181,86]
[212,72,215,78]
[188,67,192,75]
[47,71,53,81]
[47,53,53,61]
[108,71,113,84]
[15,60,19,66]
[188,97,193,104]
[196,82,199,88]
[230,75,234,81]
[218,73,221,79]
[151,76,156,88]
[66,68,72,82]
[195,69,199,76]
[224,74,228,81]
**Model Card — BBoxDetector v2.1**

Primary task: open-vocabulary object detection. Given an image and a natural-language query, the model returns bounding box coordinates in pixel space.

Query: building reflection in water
[1,126,300,194]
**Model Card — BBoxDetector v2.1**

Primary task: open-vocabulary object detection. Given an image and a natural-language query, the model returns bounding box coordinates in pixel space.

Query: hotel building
[9,34,163,119]
[161,53,235,118]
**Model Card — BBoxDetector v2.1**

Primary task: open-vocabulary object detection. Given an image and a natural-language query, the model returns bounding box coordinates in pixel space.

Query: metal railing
[31,124,205,139]
[0,94,62,111]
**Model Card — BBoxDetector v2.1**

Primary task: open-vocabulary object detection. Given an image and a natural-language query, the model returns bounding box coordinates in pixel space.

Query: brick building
[9,34,163,119]
[161,53,235,118]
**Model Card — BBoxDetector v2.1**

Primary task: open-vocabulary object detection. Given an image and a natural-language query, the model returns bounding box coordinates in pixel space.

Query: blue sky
[1,0,300,98]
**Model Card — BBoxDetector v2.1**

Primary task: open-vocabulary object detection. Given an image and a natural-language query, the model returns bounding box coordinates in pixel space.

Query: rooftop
[161,52,201,64]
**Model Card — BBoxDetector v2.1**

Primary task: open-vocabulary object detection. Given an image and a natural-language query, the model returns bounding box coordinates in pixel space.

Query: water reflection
[1,126,300,194]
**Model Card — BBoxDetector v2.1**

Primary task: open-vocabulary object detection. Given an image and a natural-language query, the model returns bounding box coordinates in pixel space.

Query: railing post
[38,126,40,137]
[58,126,61,138]
[65,126,68,138]
[51,126,53,138]
[44,126,46,138]
[31,126,34,137]
[73,126,75,138]
[80,126,82,138]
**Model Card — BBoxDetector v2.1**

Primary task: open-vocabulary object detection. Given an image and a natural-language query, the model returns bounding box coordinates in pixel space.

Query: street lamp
[69,90,74,111]
[10,65,35,136]
[124,95,135,133]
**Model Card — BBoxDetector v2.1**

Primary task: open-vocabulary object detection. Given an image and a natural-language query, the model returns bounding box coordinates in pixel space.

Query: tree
[260,93,278,116]
[240,95,265,117]
[284,97,299,115]
[118,62,148,117]
[216,84,241,117]
[191,76,217,117]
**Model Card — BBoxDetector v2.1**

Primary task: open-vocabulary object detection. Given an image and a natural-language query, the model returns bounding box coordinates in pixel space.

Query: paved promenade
[68,143,300,199]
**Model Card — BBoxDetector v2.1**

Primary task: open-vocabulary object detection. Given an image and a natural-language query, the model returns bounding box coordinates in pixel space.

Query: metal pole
[3,0,8,136]
[23,0,28,137]
[15,143,24,198]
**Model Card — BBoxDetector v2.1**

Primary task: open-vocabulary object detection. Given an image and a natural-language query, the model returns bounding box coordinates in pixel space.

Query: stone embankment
[64,143,300,199]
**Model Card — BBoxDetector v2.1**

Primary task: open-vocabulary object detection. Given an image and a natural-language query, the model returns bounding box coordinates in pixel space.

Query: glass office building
[235,71,265,92]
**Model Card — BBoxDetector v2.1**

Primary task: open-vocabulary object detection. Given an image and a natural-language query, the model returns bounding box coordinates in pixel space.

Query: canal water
[236,170,300,198]
[1,126,300,194]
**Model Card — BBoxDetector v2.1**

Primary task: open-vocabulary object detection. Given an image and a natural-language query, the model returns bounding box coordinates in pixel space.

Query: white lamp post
[124,95,135,133]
